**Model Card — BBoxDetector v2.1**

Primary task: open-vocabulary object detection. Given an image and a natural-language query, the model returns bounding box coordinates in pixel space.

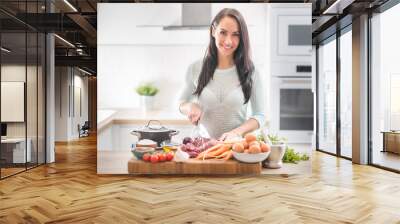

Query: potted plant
[136,83,159,111]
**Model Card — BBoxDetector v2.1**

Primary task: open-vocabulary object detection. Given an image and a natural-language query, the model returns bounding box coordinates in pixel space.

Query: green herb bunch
[258,133,310,164]
[136,84,159,96]
[282,147,310,164]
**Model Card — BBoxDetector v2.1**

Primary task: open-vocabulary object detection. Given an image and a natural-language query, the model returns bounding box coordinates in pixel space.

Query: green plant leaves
[282,147,309,164]
[136,84,159,96]
[261,133,310,164]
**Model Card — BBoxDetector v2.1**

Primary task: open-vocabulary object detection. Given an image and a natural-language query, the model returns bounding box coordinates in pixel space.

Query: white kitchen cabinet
[98,3,207,45]
[266,4,312,62]
[116,124,140,152]
[97,125,115,151]
[134,4,181,26]
[98,3,182,45]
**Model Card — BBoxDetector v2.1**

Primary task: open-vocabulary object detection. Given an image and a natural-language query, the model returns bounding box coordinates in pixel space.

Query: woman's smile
[213,16,240,58]
[223,45,233,51]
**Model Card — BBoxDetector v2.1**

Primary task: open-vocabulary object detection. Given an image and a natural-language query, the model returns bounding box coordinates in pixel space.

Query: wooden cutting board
[127,158,261,175]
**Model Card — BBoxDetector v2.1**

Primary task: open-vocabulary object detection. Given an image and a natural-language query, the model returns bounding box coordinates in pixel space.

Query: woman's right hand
[179,102,202,125]
[187,103,202,125]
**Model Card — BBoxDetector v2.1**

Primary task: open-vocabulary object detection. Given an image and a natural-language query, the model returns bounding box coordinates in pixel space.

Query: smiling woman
[178,8,265,141]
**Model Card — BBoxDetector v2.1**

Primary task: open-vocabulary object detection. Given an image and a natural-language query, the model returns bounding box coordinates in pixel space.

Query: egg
[232,143,244,153]
[242,141,249,149]
[244,133,257,143]
[260,142,270,152]
[248,145,261,154]
[249,141,260,148]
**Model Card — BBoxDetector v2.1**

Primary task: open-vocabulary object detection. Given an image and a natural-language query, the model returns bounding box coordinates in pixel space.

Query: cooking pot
[130,120,179,146]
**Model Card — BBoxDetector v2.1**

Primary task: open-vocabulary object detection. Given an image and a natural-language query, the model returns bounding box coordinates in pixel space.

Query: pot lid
[137,120,172,133]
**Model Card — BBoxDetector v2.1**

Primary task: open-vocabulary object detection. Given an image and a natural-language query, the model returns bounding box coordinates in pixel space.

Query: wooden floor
[1,135,400,223]
[1,167,26,177]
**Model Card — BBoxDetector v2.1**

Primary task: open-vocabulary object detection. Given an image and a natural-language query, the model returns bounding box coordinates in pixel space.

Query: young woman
[179,8,265,141]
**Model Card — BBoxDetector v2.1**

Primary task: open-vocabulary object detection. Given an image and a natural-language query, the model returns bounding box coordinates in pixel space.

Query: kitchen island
[97,151,311,175]
[97,108,312,175]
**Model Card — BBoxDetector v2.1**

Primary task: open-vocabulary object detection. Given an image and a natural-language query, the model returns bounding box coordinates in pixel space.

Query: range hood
[163,3,211,30]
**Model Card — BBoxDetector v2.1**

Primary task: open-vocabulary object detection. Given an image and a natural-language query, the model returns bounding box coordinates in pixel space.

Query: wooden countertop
[128,158,262,175]
[97,109,191,132]
[97,108,271,133]
[97,151,311,175]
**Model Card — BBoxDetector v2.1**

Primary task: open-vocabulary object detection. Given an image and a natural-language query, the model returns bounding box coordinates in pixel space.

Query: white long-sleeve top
[179,60,266,139]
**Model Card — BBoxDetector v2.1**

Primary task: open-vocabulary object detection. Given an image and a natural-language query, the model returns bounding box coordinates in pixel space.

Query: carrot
[205,143,223,153]
[196,151,207,160]
[223,151,233,160]
[196,144,222,159]
[215,150,231,159]
[202,154,217,160]
[208,146,228,157]
[208,144,231,157]
[214,150,233,160]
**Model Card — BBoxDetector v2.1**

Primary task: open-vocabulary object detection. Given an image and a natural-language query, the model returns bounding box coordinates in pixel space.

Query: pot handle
[146,120,165,130]
[130,130,141,139]
[169,130,179,137]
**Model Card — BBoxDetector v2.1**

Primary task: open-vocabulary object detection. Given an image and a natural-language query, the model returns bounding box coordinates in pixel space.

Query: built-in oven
[270,76,314,143]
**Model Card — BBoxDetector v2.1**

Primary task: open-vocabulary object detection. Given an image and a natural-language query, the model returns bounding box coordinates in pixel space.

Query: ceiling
[0,0,393,75]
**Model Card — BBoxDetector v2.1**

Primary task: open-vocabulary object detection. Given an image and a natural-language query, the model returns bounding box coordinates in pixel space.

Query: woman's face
[212,16,240,59]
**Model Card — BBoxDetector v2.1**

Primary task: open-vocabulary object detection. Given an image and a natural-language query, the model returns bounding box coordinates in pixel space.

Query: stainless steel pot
[130,120,179,146]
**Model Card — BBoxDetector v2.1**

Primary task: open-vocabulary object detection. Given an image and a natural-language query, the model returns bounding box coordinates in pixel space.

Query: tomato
[166,152,174,161]
[150,154,159,163]
[142,153,151,162]
[158,153,166,162]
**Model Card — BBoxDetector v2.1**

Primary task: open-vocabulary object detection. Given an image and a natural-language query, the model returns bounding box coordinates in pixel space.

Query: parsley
[282,147,310,164]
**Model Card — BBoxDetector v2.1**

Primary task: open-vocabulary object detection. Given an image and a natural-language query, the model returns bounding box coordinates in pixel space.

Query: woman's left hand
[218,131,241,141]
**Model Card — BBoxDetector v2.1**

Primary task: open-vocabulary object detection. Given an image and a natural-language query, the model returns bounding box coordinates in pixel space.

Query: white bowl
[232,151,270,163]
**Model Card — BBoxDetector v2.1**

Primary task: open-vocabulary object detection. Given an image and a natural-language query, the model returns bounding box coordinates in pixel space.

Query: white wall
[98,3,268,112]
[55,67,68,141]
[72,73,89,138]
[55,67,89,141]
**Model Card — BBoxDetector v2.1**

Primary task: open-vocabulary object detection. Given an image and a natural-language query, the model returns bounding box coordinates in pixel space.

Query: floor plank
[0,135,399,223]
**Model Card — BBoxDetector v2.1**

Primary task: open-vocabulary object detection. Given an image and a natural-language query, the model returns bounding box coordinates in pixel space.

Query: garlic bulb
[174,147,190,162]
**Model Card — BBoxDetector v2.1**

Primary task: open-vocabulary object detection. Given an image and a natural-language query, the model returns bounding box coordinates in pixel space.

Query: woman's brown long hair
[193,8,254,104]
